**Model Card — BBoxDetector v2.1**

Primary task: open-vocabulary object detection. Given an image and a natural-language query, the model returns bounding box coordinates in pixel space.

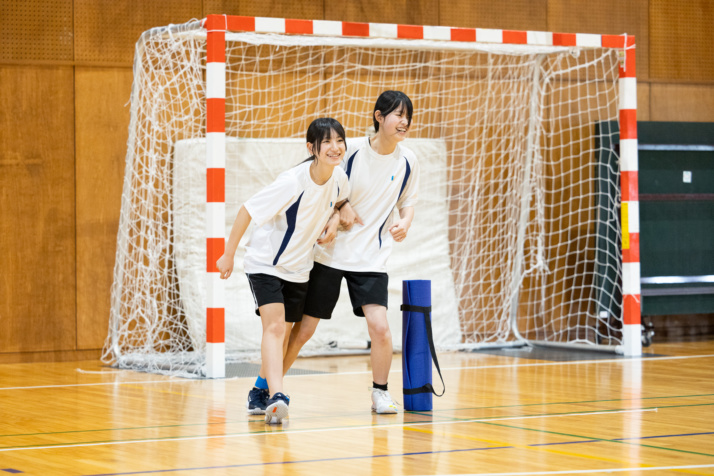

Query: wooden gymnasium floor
[1,340,713,475]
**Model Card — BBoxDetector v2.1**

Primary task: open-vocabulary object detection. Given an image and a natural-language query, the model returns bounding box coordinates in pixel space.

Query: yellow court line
[404,424,708,475]
[405,426,637,467]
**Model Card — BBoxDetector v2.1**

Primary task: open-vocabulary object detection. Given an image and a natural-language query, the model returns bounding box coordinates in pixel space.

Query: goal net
[103,16,640,377]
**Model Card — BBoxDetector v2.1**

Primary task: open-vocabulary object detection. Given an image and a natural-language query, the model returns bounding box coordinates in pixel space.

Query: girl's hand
[317,224,337,246]
[389,219,410,242]
[339,202,363,230]
[317,213,340,246]
[216,253,234,279]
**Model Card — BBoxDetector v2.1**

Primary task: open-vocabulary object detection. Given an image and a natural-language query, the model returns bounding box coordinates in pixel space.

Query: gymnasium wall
[1,0,713,363]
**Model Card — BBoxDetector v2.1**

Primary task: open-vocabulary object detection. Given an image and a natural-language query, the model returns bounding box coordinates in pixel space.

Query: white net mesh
[103,19,625,377]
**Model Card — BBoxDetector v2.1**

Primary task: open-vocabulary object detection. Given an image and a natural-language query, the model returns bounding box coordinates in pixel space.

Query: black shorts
[246,273,309,323]
[303,262,388,319]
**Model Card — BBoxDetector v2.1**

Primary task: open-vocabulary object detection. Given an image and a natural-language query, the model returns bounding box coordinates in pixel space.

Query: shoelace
[369,387,402,407]
[249,388,267,398]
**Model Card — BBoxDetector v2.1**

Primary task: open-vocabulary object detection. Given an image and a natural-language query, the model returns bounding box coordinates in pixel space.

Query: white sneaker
[371,388,398,414]
[264,392,290,424]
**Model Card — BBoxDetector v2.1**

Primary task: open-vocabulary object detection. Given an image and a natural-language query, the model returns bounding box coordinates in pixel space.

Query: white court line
[299,353,714,378]
[0,379,190,391]
[0,408,655,453]
[1,353,713,391]
[430,463,714,475]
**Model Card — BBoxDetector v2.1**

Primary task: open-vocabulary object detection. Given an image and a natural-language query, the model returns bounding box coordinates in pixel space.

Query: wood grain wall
[1,0,713,362]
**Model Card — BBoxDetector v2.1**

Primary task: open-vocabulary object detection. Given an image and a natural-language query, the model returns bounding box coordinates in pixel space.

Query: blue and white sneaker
[264,392,290,424]
[246,387,270,415]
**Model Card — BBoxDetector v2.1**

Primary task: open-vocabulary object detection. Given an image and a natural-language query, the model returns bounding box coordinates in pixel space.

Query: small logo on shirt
[391,175,394,181]
[330,201,333,207]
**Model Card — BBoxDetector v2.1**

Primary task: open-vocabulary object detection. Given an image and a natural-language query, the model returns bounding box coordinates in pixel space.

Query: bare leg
[258,303,287,395]
[283,315,321,375]
[282,322,294,357]
[363,304,392,385]
[255,321,297,385]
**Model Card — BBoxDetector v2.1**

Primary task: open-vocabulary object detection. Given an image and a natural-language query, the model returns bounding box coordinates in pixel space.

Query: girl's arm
[216,205,252,279]
[318,196,350,245]
[338,201,363,230]
[317,209,341,245]
[389,206,414,242]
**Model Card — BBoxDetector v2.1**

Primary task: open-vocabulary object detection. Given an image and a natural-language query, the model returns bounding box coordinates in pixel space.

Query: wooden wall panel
[206,0,323,20]
[74,0,202,65]
[325,0,438,25]
[0,66,76,353]
[0,0,73,62]
[75,68,133,350]
[650,0,714,82]
[440,0,547,31]
[0,349,100,364]
[650,83,714,122]
[638,82,651,121]
[547,0,649,80]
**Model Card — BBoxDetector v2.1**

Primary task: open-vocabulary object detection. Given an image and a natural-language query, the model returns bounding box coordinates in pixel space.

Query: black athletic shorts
[246,273,309,323]
[303,262,388,319]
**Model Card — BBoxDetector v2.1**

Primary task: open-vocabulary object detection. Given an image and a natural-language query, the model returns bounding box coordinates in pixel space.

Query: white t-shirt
[243,161,350,282]
[314,137,419,272]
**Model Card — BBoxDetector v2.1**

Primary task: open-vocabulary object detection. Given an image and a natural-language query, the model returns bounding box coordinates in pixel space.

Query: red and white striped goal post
[202,15,640,377]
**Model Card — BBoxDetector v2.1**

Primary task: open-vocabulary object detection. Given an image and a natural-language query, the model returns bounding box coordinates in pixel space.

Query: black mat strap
[400,304,446,397]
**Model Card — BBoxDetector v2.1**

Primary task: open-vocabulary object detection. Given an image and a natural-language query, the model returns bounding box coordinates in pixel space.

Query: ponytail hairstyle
[303,117,347,163]
[372,90,413,132]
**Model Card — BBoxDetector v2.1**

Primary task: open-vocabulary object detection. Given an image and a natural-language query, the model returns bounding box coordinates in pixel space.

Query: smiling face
[305,118,347,168]
[307,128,346,167]
[371,91,413,145]
[375,105,411,143]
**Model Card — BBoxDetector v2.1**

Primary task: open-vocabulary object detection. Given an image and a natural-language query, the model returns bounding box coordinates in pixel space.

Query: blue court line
[81,431,714,476]
[84,446,516,475]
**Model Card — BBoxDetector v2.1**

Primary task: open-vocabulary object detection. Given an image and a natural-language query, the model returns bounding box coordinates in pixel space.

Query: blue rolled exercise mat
[401,280,445,411]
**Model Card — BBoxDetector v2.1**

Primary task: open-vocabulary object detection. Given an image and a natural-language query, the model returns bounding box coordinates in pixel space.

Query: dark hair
[304,117,347,162]
[372,90,413,132]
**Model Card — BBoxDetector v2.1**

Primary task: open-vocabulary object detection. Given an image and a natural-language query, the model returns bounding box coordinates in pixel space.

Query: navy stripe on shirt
[345,150,358,179]
[378,157,411,249]
[378,218,388,249]
[398,157,411,200]
[272,191,304,266]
